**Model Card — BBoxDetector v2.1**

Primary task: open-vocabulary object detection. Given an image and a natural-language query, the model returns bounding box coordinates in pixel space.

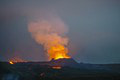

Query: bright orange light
[9,61,14,64]
[48,44,70,60]
[9,57,27,63]
[52,66,61,69]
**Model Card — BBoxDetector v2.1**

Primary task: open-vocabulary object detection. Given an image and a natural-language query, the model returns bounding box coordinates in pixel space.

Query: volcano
[48,58,79,68]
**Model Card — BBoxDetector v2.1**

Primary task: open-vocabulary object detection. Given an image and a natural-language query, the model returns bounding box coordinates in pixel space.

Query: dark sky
[0,0,120,64]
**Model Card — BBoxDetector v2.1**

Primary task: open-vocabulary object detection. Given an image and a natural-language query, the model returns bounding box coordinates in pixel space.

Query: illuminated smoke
[28,17,70,60]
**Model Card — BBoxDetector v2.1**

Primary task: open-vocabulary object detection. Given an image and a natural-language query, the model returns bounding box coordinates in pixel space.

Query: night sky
[0,0,120,64]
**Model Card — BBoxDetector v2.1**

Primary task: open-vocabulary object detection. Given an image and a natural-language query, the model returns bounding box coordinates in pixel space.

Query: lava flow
[52,66,61,69]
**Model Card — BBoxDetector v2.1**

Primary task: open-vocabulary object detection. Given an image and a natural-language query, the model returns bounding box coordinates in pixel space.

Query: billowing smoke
[28,17,70,60]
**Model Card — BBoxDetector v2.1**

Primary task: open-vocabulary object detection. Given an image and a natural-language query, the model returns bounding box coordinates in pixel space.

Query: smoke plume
[28,17,70,60]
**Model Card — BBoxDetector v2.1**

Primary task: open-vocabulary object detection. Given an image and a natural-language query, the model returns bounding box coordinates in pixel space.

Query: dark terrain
[0,58,120,80]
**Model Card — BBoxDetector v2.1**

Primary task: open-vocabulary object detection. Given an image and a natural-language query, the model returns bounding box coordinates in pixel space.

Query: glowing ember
[52,66,61,69]
[9,61,14,64]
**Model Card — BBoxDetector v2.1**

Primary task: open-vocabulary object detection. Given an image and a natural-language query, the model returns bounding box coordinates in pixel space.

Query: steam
[28,17,70,60]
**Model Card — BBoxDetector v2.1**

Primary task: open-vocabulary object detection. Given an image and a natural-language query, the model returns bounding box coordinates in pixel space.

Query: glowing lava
[28,17,71,60]
[52,66,61,69]
[9,61,14,64]
[9,57,27,63]
[48,44,70,60]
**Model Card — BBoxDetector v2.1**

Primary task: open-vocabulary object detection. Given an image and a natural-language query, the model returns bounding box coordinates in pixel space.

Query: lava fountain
[28,17,70,60]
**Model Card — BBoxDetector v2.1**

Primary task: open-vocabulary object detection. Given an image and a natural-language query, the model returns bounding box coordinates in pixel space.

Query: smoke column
[28,17,70,60]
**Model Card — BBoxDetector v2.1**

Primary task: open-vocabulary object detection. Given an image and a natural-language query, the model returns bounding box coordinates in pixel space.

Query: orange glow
[9,57,27,63]
[9,61,14,64]
[28,19,71,60]
[52,66,61,69]
[48,44,70,60]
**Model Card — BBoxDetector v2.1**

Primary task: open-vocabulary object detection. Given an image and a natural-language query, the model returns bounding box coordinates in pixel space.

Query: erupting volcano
[48,44,70,60]
[28,17,71,60]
